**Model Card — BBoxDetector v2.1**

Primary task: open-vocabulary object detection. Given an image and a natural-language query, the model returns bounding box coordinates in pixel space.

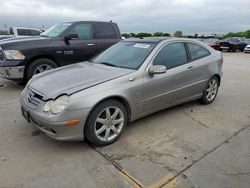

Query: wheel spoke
[105,108,111,119]
[96,118,106,124]
[113,118,124,124]
[212,85,217,90]
[96,125,107,135]
[111,125,119,134]
[45,66,52,71]
[210,80,215,87]
[38,66,44,73]
[206,92,211,99]
[111,108,120,119]
[104,128,111,140]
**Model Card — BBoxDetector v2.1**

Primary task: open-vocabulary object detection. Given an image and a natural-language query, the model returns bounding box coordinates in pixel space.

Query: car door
[93,23,121,54]
[143,42,196,113]
[185,42,212,94]
[60,23,96,65]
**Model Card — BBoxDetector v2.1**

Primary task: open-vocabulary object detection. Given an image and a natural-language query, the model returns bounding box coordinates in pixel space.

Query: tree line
[223,30,250,39]
[122,31,182,38]
[122,30,250,39]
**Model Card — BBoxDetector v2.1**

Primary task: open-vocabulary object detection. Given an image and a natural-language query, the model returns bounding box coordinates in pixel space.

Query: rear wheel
[26,58,57,81]
[85,100,127,146]
[200,77,219,104]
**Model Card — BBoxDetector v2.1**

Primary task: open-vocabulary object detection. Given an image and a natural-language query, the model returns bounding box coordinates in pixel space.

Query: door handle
[187,66,195,70]
[87,43,95,46]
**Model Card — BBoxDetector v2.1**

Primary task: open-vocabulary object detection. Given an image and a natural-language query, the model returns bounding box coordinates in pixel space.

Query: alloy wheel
[94,106,125,142]
[206,79,218,102]
[34,64,53,74]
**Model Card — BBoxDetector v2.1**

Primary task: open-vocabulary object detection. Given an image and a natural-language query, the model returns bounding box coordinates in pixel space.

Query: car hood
[28,62,135,100]
[0,36,49,46]
[245,44,250,47]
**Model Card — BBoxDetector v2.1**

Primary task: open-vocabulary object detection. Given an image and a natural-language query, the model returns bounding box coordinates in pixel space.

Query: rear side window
[17,29,31,36]
[153,42,188,69]
[187,43,210,61]
[69,23,92,39]
[94,23,117,39]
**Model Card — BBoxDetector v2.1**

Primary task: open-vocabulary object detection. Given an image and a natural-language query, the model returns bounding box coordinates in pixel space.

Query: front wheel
[200,77,219,104]
[85,100,127,146]
[26,58,58,81]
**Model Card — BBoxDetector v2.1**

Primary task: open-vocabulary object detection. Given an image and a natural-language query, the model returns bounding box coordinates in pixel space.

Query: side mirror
[148,65,167,75]
[64,33,78,43]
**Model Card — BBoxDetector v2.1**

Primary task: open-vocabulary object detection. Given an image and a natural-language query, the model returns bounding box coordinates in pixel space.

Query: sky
[0,0,250,34]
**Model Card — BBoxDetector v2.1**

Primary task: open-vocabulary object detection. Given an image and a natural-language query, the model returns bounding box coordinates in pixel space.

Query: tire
[200,77,219,105]
[85,99,128,146]
[26,58,57,81]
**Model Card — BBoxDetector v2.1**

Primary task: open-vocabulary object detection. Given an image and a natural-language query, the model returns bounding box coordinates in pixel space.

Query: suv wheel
[26,58,57,81]
[85,99,127,146]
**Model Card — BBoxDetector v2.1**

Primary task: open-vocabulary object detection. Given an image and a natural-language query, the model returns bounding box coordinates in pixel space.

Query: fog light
[66,119,80,126]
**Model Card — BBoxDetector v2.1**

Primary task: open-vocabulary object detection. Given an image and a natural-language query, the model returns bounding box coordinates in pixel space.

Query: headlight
[43,95,69,114]
[4,50,25,60]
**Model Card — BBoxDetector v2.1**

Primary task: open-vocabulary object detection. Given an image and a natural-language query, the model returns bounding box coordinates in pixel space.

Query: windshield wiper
[99,62,119,67]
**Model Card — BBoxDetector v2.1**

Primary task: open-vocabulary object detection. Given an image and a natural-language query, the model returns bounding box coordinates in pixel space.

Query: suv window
[17,29,31,36]
[153,42,188,69]
[94,23,117,39]
[187,43,210,61]
[69,23,92,39]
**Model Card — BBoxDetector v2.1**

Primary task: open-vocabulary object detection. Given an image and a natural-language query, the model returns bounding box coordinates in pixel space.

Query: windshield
[41,23,72,37]
[91,41,156,70]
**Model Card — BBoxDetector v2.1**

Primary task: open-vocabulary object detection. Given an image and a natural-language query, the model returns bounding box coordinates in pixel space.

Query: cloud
[0,0,250,34]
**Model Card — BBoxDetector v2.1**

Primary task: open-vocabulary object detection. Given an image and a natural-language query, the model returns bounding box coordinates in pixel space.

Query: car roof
[64,21,117,25]
[123,37,170,43]
[11,27,41,31]
[123,37,201,44]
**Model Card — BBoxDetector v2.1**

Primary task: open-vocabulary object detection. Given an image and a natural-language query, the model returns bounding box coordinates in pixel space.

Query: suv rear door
[93,23,121,53]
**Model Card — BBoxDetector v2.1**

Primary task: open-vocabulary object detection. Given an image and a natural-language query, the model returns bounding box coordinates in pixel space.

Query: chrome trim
[0,66,25,79]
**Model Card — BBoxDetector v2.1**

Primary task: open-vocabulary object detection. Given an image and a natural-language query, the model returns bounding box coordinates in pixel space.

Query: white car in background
[0,27,42,41]
[243,39,250,53]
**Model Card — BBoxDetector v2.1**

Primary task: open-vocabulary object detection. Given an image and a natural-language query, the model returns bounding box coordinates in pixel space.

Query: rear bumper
[220,46,229,50]
[0,66,25,79]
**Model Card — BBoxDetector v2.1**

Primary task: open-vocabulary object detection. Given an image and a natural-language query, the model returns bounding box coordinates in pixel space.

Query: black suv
[219,37,248,52]
[0,21,121,82]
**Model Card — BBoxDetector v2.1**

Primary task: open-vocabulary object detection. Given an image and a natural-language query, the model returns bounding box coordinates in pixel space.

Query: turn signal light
[66,119,80,126]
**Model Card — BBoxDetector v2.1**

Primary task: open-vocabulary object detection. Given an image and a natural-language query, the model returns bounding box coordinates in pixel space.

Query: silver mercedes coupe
[20,38,223,146]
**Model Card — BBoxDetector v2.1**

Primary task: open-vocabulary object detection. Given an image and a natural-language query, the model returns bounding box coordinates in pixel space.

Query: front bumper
[244,48,250,53]
[0,66,25,79]
[20,89,91,141]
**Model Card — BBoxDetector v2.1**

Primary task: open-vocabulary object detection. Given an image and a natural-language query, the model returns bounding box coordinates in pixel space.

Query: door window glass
[69,24,92,39]
[153,42,188,69]
[17,29,31,36]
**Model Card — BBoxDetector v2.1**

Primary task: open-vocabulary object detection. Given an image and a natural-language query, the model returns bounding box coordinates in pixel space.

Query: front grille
[25,88,43,108]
